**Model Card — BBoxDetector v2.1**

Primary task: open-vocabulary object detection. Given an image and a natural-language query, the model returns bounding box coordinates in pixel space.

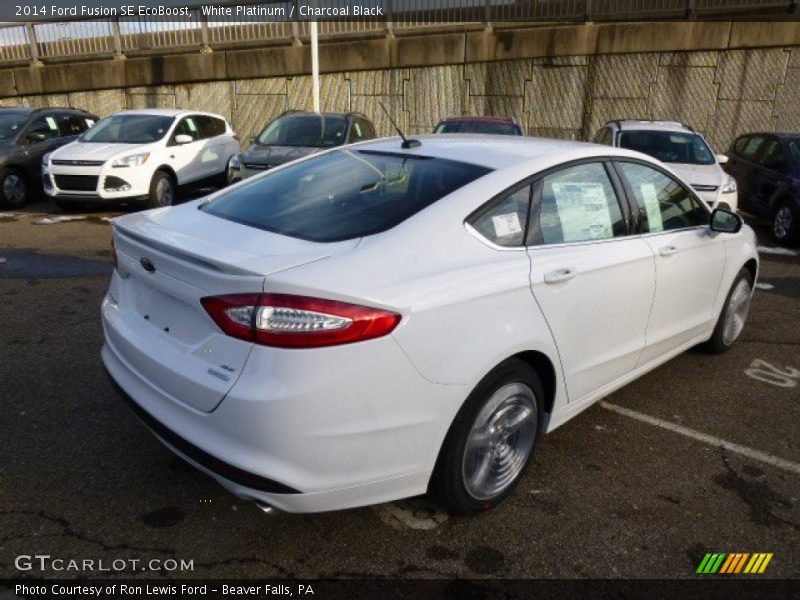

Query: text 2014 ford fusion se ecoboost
[102,135,758,514]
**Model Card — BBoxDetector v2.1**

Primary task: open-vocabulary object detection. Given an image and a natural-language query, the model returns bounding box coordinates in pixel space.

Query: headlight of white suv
[722,176,737,194]
[112,152,150,168]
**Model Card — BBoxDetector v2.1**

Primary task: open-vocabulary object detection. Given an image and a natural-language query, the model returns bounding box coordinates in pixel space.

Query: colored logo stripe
[697,552,773,574]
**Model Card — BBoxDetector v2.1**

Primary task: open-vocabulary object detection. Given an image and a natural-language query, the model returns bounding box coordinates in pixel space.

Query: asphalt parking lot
[0,193,798,580]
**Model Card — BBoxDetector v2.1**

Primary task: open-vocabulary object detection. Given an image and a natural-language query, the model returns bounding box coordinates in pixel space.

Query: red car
[433,116,523,136]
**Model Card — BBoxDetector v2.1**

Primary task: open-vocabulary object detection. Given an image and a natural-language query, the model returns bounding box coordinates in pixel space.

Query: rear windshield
[257,114,348,148]
[80,114,174,144]
[435,121,521,136]
[200,149,492,242]
[620,130,715,165]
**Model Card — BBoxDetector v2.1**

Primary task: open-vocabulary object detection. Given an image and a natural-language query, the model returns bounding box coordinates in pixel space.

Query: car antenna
[378,101,420,149]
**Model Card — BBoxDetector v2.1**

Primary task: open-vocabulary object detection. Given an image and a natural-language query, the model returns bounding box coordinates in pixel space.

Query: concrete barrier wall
[1,22,799,152]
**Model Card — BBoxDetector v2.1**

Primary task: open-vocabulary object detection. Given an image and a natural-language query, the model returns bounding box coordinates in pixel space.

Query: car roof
[608,120,695,133]
[117,108,226,119]
[736,131,800,140]
[440,116,516,124]
[354,134,651,170]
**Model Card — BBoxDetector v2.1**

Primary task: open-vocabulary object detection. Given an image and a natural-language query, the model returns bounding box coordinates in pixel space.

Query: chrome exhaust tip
[254,500,278,515]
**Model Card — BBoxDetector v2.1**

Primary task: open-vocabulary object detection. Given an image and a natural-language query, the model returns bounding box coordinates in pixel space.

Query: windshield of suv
[256,114,348,148]
[79,114,174,144]
[620,130,715,165]
[434,121,521,135]
[0,111,30,142]
[201,149,492,242]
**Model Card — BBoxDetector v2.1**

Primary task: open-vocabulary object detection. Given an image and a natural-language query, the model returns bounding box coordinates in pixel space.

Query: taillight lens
[200,294,401,348]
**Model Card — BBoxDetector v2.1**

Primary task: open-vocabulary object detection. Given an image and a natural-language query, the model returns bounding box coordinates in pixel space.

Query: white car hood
[52,141,150,162]
[666,162,726,188]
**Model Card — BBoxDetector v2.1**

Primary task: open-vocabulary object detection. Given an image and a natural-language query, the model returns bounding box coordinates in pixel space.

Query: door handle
[659,245,679,257]
[544,267,578,284]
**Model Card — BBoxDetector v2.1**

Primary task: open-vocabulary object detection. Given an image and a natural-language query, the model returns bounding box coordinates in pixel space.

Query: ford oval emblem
[140,257,156,273]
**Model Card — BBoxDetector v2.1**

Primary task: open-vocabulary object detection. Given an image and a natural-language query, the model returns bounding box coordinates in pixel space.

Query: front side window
[617,161,707,233]
[80,114,174,144]
[740,135,765,160]
[201,149,491,242]
[758,139,786,171]
[257,114,348,148]
[173,116,201,142]
[468,184,531,247]
[619,130,715,165]
[529,162,626,245]
[27,114,61,141]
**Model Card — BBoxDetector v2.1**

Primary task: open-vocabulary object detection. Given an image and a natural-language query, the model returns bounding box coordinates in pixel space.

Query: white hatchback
[45,109,239,210]
[102,135,758,514]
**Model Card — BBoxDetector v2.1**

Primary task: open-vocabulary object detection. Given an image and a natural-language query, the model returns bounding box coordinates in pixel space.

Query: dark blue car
[725,132,800,245]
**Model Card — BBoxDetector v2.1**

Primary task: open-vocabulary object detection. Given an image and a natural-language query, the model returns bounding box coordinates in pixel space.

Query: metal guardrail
[0,0,797,65]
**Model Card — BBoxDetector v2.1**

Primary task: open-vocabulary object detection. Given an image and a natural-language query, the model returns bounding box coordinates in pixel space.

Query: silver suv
[593,120,738,210]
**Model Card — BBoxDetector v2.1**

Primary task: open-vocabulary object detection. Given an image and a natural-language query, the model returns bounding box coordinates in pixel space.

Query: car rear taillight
[200,294,401,348]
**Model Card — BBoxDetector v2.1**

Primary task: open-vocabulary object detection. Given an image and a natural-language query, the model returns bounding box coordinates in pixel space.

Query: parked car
[103,135,757,515]
[45,109,238,210]
[0,106,98,208]
[593,120,738,211]
[228,111,377,182]
[433,116,523,136]
[724,132,800,245]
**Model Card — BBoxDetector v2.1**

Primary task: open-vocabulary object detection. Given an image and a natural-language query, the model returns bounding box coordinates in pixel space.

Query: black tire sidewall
[772,201,799,246]
[705,268,753,354]
[0,169,28,209]
[430,359,544,515]
[148,171,174,208]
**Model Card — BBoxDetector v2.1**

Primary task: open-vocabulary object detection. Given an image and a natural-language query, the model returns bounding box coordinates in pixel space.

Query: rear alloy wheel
[148,171,175,208]
[0,168,28,208]
[703,268,753,354]
[431,359,543,514]
[772,201,799,246]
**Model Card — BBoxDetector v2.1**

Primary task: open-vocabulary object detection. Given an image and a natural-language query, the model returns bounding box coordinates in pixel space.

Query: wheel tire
[702,268,754,354]
[0,168,29,209]
[147,170,176,208]
[430,359,544,515]
[772,200,799,246]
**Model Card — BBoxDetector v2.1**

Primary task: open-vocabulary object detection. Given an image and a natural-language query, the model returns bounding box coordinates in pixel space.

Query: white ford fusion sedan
[102,135,758,514]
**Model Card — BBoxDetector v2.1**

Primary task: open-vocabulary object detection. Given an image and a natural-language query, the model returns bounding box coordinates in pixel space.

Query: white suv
[593,120,738,210]
[44,109,239,210]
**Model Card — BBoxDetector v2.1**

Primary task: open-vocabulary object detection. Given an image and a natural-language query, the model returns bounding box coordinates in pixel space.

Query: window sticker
[186,118,198,132]
[551,182,613,242]
[85,119,95,127]
[45,116,58,130]
[492,212,522,238]
[640,183,664,232]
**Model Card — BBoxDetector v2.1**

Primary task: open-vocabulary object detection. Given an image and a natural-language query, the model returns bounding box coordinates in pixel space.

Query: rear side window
[201,149,491,242]
[195,115,226,138]
[468,184,532,247]
[58,113,91,136]
[617,162,707,232]
[528,162,626,245]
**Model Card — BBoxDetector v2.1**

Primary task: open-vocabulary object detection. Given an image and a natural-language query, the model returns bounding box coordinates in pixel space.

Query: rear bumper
[101,296,467,512]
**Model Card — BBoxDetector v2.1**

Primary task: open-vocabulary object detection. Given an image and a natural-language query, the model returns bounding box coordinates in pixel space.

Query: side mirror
[27,131,47,143]
[174,134,194,145]
[715,154,729,165]
[710,207,742,234]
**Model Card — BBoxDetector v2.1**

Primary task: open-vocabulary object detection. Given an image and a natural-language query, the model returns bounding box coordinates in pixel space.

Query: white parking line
[599,401,800,476]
